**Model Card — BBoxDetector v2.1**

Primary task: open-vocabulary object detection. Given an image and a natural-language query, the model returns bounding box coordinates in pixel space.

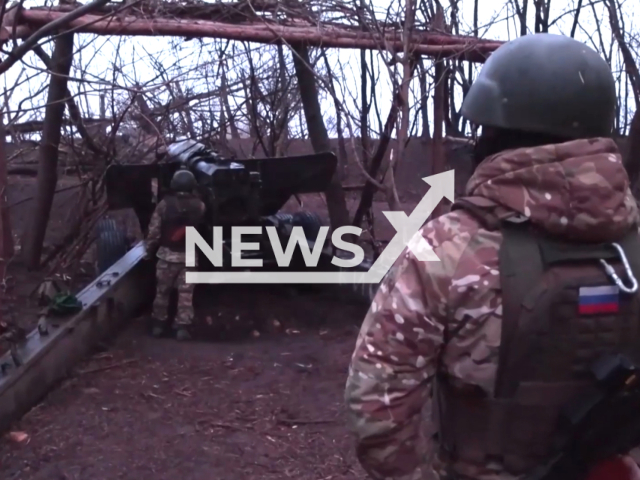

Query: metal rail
[0,242,154,434]
[0,242,379,434]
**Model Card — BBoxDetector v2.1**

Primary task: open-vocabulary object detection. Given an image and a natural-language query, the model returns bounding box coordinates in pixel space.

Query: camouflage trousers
[152,260,195,326]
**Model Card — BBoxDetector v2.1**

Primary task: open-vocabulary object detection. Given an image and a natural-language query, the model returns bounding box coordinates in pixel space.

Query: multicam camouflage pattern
[344,137,640,480]
[144,193,205,327]
[152,259,195,326]
[144,196,206,263]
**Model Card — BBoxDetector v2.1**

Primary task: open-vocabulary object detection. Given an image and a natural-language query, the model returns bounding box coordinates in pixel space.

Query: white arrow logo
[185,169,455,284]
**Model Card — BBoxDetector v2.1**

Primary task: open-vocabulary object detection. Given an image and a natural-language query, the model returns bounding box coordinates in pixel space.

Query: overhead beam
[5,9,504,63]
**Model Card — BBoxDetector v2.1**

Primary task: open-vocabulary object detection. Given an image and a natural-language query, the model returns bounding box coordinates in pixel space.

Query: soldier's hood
[465,137,640,242]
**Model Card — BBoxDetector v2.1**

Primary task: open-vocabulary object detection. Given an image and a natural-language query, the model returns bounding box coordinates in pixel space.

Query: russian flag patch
[170,226,186,242]
[578,285,620,315]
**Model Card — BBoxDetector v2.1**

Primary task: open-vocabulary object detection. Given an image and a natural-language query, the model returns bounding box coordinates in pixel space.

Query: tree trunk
[389,0,417,211]
[431,6,447,217]
[352,91,403,227]
[33,45,103,155]
[221,68,240,139]
[419,59,431,141]
[607,0,640,106]
[625,109,640,197]
[23,32,75,269]
[0,111,14,264]
[291,44,350,230]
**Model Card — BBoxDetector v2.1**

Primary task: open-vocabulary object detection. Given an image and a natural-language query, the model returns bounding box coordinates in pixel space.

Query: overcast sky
[2,0,637,138]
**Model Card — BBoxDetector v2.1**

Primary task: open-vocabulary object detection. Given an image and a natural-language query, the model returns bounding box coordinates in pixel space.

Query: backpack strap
[494,219,545,398]
[450,197,542,397]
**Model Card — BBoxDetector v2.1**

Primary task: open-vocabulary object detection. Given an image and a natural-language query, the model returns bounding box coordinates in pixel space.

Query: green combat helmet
[170,167,197,192]
[460,33,617,139]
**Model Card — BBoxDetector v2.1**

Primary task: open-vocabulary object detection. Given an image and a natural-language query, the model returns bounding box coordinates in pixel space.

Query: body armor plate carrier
[434,196,640,475]
[159,193,205,252]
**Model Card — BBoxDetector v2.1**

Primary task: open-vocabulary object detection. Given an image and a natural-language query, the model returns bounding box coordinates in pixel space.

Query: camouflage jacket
[144,194,206,263]
[344,138,640,480]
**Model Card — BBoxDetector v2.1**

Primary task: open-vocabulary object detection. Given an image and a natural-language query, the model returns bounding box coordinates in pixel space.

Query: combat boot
[149,317,167,338]
[151,325,164,338]
[175,327,192,341]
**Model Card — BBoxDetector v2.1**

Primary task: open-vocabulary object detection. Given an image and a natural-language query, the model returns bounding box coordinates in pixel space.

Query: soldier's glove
[142,248,156,262]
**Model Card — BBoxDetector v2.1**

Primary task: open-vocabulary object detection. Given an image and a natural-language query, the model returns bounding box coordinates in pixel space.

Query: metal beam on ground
[0,235,379,434]
[0,242,154,434]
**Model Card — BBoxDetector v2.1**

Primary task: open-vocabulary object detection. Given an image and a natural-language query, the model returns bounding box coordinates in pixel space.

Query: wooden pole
[22,32,75,269]
[292,44,351,230]
[431,7,447,218]
[0,111,14,268]
[7,10,502,63]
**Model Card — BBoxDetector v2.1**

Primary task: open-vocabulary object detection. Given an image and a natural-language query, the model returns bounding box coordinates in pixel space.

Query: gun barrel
[166,139,206,164]
[166,140,245,180]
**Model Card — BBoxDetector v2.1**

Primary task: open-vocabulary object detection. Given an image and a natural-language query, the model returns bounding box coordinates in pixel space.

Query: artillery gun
[96,140,339,275]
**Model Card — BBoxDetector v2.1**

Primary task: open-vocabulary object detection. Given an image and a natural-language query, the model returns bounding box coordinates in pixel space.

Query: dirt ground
[0,288,370,480]
[0,143,438,478]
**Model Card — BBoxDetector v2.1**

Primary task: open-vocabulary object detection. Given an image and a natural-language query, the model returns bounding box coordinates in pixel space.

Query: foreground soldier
[144,168,206,340]
[345,33,640,480]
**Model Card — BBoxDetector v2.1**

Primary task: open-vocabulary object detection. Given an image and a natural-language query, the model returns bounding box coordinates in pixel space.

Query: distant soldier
[143,167,206,340]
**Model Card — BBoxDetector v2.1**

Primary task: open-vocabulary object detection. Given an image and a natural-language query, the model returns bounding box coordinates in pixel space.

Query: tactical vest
[159,194,205,252]
[434,196,640,475]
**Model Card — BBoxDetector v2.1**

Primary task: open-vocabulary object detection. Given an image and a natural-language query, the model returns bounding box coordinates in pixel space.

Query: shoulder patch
[578,285,619,315]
